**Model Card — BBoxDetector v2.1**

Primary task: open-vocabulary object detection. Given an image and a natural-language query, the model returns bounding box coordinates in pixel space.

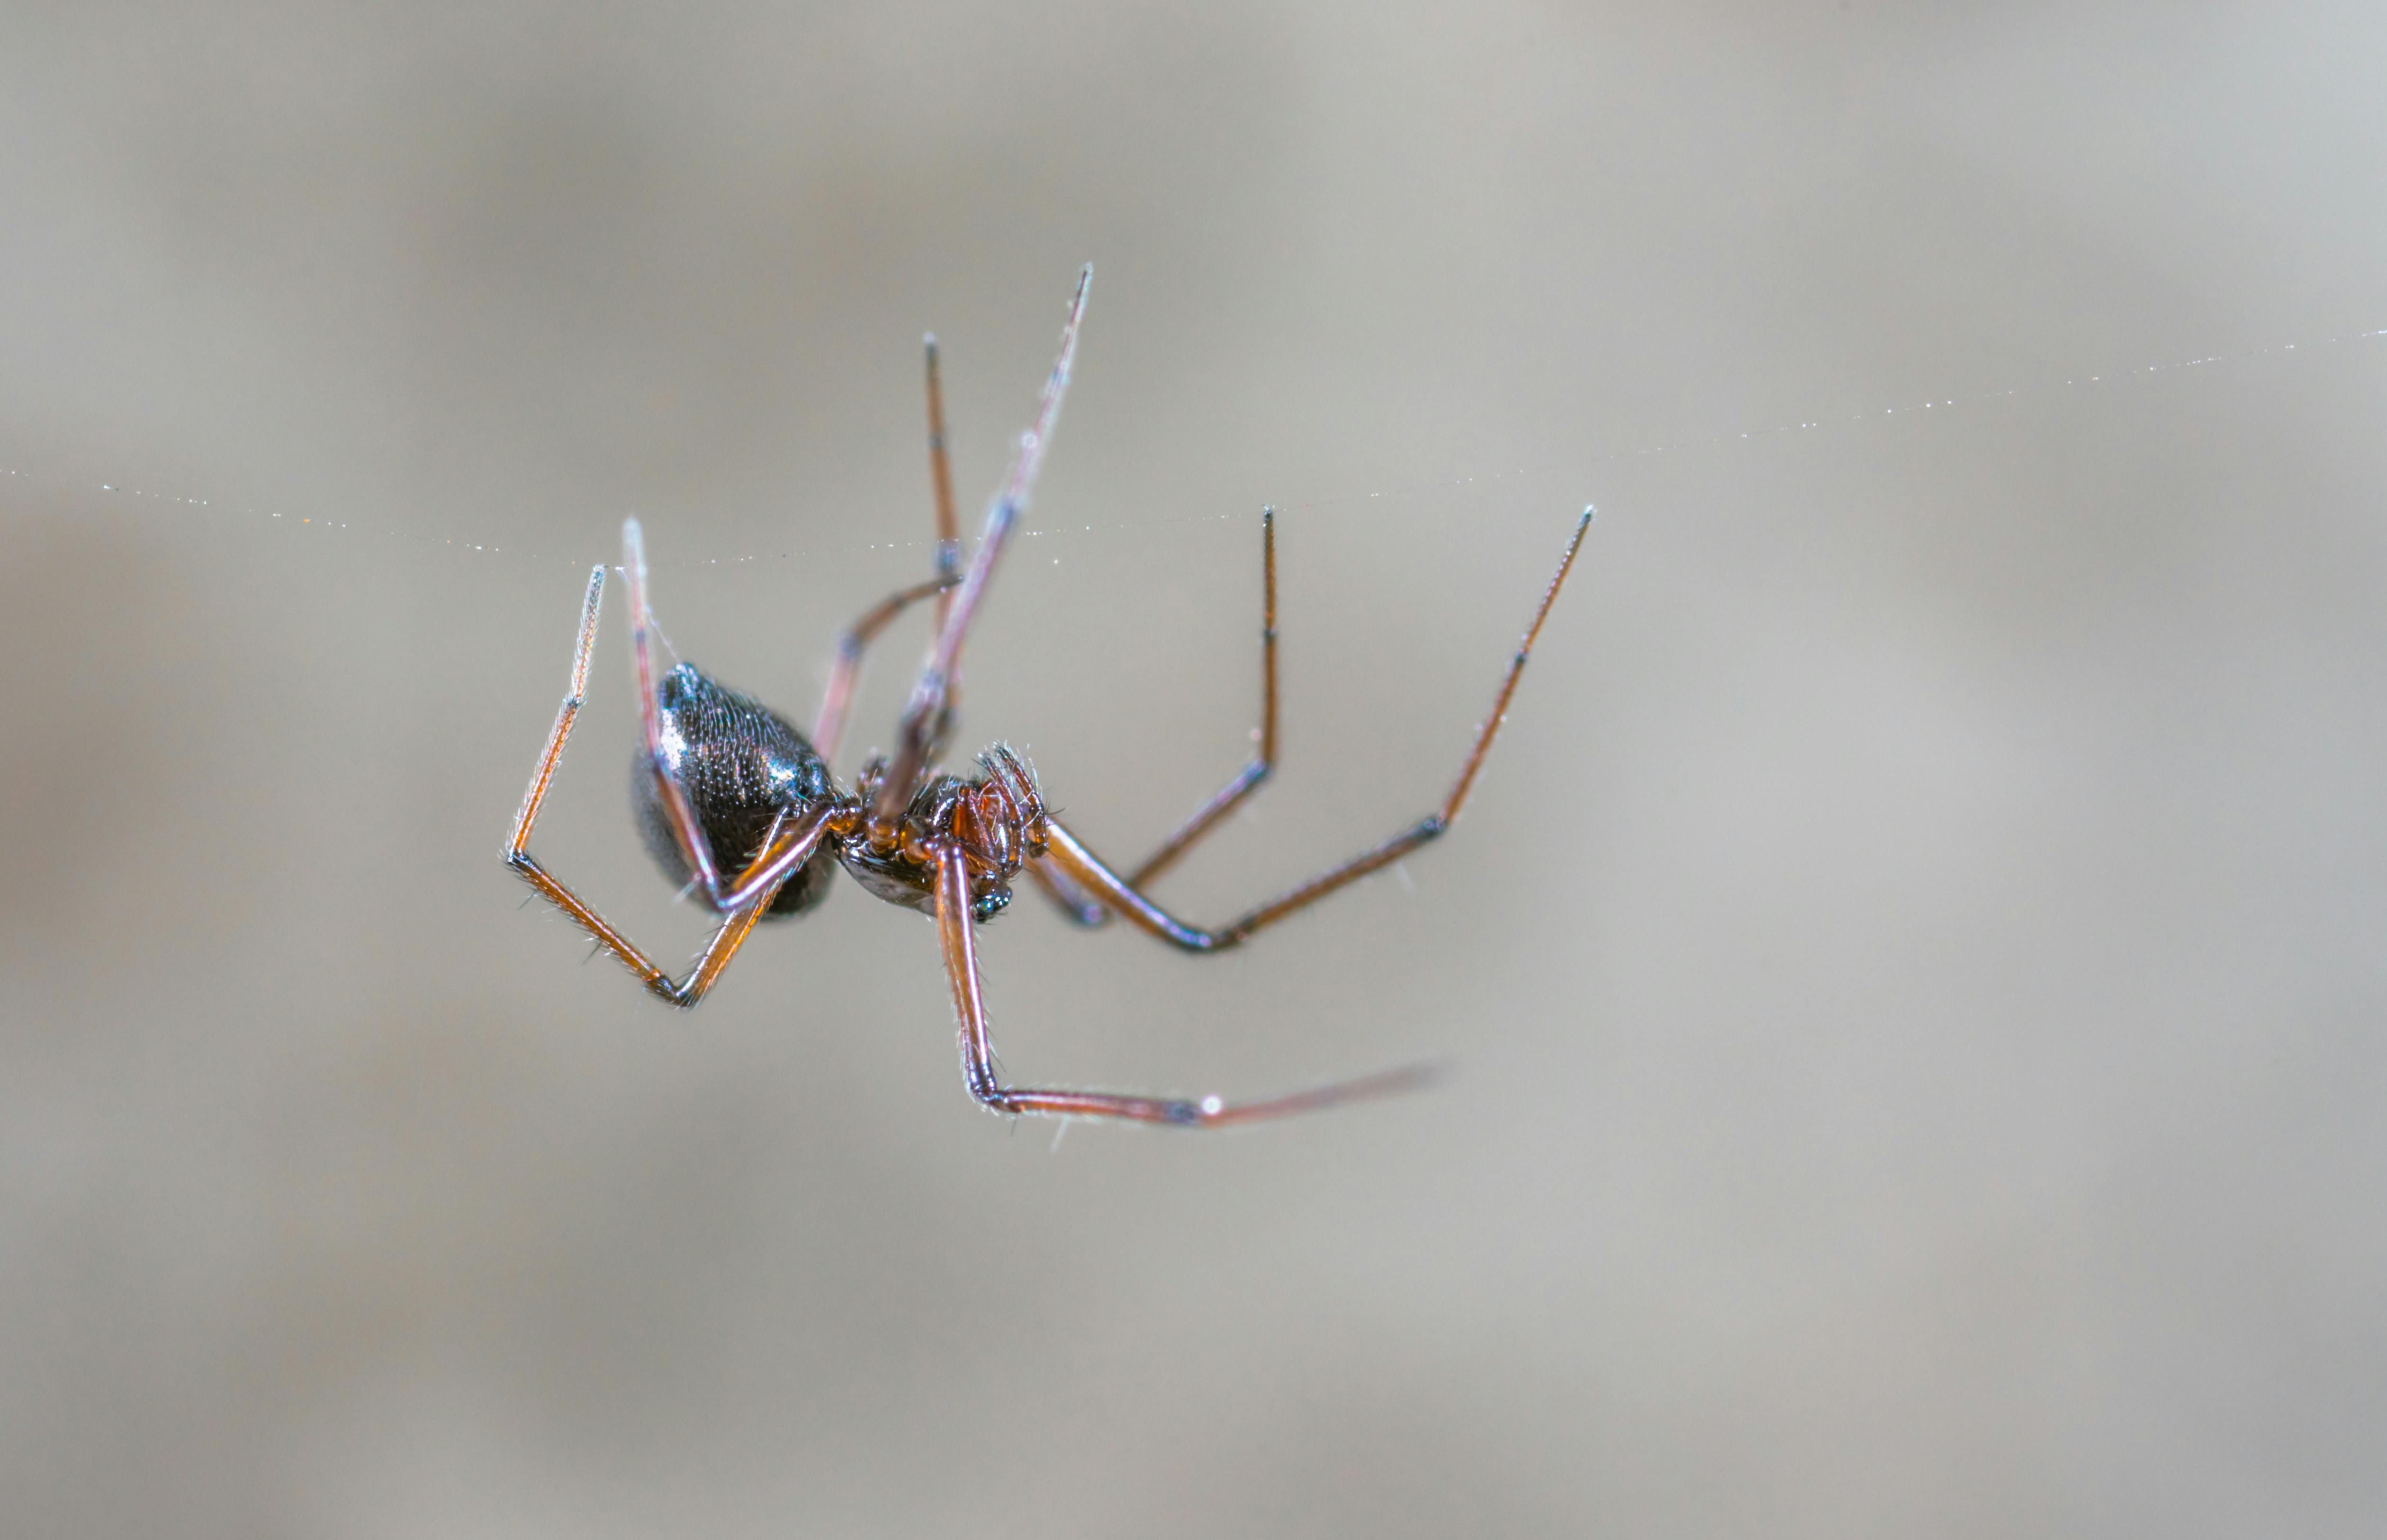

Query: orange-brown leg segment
[504,561,817,1006]
[1025,856,1111,928]
[1129,504,1281,884]
[935,849,1436,1126]
[925,332,962,633]
[1029,504,1280,927]
[1034,506,1594,954]
[811,574,956,770]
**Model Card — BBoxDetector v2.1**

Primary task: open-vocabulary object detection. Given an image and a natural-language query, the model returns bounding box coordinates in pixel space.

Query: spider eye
[971,887,1012,924]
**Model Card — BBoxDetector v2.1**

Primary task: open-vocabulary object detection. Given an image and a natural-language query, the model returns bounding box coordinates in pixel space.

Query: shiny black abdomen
[631,663,839,918]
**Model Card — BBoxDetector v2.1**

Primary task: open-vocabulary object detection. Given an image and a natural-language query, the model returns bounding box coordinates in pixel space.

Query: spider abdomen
[631,663,839,918]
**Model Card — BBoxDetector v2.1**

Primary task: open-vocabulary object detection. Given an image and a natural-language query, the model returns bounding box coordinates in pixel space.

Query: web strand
[7,321,2380,568]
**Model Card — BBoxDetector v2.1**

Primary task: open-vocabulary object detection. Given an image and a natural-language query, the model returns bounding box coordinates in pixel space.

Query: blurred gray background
[4,3,2383,1536]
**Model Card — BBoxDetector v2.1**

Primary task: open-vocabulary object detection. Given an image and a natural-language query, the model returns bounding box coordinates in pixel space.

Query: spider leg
[1033,507,1594,954]
[511,846,787,1007]
[614,518,831,913]
[506,563,608,868]
[622,516,730,902]
[1027,504,1280,927]
[1125,504,1281,886]
[895,330,968,759]
[504,561,824,1004]
[811,574,957,769]
[925,331,962,633]
[813,333,971,770]
[875,266,1092,823]
[1024,856,1111,927]
[935,849,1436,1126]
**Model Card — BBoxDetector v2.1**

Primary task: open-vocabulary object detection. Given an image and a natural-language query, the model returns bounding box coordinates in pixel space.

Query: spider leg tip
[1356,1058,1455,1104]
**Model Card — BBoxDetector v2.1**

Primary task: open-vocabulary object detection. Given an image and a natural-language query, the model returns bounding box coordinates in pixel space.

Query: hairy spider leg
[935,849,1439,1126]
[1031,506,1595,953]
[505,564,831,1004]
[874,265,1092,825]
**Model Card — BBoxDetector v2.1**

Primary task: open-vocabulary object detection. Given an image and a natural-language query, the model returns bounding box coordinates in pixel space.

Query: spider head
[941,748,1047,922]
[949,780,1026,879]
[947,745,1045,877]
[836,748,1045,920]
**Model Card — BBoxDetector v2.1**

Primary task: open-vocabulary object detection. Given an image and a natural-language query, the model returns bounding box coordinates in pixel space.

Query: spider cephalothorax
[504,267,1593,1128]
[842,745,1045,923]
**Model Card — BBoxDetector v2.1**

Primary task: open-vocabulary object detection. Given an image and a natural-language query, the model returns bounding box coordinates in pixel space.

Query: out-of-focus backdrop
[5,4,2383,1536]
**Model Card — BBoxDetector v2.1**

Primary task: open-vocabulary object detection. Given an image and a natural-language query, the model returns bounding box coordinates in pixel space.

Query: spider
[504,267,1593,1128]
